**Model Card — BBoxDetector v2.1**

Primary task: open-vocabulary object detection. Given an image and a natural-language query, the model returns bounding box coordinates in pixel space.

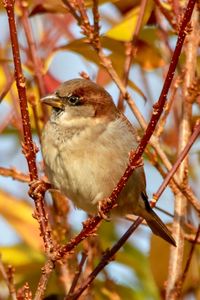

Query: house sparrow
[41,78,176,246]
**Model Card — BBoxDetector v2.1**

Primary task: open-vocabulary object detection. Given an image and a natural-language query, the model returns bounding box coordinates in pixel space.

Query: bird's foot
[29,179,51,198]
[97,198,112,221]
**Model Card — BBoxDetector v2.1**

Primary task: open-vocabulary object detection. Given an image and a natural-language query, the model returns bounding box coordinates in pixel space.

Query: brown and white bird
[41,78,176,246]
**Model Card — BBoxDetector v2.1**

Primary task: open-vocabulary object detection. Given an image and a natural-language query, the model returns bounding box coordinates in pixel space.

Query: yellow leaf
[0,190,42,250]
[0,244,45,291]
[0,244,44,267]
[0,244,62,295]
[106,0,154,42]
[57,38,147,98]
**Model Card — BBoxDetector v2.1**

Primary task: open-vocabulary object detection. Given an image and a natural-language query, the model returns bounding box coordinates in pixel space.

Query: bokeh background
[0,0,199,299]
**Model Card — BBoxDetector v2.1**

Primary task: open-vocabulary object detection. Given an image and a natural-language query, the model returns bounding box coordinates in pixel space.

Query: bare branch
[0,166,30,182]
[174,224,200,297]
[0,256,17,300]
[18,0,48,121]
[34,260,54,300]
[166,6,199,299]
[118,0,149,110]
[67,252,87,296]
[3,0,54,256]
[153,120,200,207]
[66,218,143,300]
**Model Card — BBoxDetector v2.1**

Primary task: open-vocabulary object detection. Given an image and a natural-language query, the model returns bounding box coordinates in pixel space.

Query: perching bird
[41,78,176,246]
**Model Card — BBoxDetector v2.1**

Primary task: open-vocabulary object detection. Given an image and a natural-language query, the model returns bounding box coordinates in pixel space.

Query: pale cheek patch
[57,105,95,124]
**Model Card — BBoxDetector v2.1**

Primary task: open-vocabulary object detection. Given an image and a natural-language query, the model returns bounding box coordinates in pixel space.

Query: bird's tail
[141,192,176,246]
[145,208,176,246]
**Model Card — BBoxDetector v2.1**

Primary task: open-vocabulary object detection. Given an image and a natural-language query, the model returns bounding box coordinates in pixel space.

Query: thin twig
[172,0,181,24]
[153,0,177,29]
[0,256,17,300]
[65,218,143,300]
[155,75,181,137]
[76,0,90,28]
[92,0,100,38]
[18,282,32,300]
[0,166,30,182]
[174,224,200,297]
[153,120,200,203]
[3,0,37,180]
[67,252,87,296]
[118,0,148,110]
[34,260,54,300]
[18,0,48,121]
[155,206,174,218]
[145,142,200,212]
[62,0,81,23]
[184,231,200,243]
[151,136,200,212]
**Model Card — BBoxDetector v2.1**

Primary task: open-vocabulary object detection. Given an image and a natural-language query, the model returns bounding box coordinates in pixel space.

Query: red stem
[3,0,54,254]
[3,0,37,181]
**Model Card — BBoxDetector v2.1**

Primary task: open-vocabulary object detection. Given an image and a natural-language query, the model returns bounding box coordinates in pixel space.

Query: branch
[92,0,100,40]
[18,0,48,121]
[153,0,177,29]
[34,260,54,300]
[174,224,200,297]
[155,75,181,137]
[65,218,142,300]
[0,166,30,182]
[0,256,17,300]
[17,282,32,300]
[166,6,199,299]
[3,0,54,255]
[153,120,200,203]
[118,0,148,110]
[67,252,87,296]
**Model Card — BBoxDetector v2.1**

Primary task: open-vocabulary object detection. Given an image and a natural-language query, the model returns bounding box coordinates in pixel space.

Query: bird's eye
[67,95,80,106]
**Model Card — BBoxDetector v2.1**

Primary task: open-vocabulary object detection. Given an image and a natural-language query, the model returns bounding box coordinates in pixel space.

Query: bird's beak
[41,94,64,109]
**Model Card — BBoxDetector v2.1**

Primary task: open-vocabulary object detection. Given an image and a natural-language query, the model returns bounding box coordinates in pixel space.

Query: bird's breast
[42,117,144,214]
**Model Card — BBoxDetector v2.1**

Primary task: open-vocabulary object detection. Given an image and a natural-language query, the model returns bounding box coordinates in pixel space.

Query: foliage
[0,0,200,299]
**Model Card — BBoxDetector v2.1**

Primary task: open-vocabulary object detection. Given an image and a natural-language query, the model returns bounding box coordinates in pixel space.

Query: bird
[41,78,176,246]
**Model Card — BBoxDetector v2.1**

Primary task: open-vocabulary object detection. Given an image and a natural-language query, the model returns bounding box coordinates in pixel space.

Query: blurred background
[0,0,199,299]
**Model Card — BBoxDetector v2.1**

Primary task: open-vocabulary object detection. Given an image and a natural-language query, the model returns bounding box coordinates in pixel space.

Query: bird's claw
[28,179,51,198]
[97,199,111,221]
